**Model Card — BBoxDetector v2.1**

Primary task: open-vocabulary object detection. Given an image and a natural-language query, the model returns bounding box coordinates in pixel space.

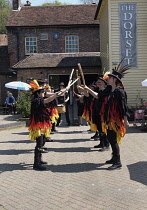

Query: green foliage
[42,1,67,6]
[0,0,11,34]
[16,91,31,118]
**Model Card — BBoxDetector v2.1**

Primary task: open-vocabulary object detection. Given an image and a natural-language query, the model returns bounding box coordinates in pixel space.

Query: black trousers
[95,115,109,146]
[36,134,46,149]
[34,134,46,166]
[107,130,120,156]
[7,104,16,114]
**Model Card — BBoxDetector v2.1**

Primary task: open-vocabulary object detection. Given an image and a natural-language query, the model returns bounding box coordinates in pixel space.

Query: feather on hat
[108,59,130,83]
[97,71,110,85]
[30,80,44,92]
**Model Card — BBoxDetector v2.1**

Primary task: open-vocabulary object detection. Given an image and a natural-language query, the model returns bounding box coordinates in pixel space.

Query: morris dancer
[84,63,129,169]
[44,84,59,136]
[83,74,110,151]
[103,65,129,170]
[29,80,61,170]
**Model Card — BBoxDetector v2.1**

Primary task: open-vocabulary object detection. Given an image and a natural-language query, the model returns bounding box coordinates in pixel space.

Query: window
[25,37,37,55]
[65,35,79,53]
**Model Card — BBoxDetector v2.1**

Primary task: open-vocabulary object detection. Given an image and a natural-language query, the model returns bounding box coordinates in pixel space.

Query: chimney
[13,0,20,10]
[24,1,31,6]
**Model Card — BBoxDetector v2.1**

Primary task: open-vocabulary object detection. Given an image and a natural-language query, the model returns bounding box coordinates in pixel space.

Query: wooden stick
[57,78,80,96]
[66,77,80,90]
[68,68,74,86]
[76,69,81,86]
[78,63,85,86]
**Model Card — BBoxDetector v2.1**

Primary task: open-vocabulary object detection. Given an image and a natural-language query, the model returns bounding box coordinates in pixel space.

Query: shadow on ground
[0,149,33,155]
[0,140,33,144]
[47,147,97,153]
[0,163,32,173]
[127,125,147,134]
[0,114,21,121]
[52,138,91,143]
[11,132,29,135]
[127,161,147,186]
[0,162,107,173]
[48,162,106,173]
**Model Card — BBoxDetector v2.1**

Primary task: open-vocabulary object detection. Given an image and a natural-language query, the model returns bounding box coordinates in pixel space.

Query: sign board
[119,3,137,68]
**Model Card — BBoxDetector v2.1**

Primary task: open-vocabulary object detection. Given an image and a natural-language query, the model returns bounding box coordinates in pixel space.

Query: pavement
[0,114,147,210]
[0,113,25,130]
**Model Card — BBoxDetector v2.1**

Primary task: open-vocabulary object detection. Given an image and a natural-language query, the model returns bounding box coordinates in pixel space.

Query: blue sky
[28,0,81,6]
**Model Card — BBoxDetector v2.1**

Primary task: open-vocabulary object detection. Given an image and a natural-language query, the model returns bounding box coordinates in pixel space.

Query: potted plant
[16,91,31,126]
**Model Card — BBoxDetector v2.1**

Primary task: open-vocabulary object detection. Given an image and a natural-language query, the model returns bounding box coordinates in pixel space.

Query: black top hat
[37,79,46,85]
[108,70,122,83]
[59,82,65,86]
[97,76,108,85]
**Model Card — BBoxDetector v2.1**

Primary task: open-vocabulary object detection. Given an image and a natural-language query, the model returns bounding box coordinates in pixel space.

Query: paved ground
[0,114,25,130]
[0,114,147,210]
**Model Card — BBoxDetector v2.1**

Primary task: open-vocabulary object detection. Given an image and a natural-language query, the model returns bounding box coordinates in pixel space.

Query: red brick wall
[7,26,100,67]
[17,66,101,84]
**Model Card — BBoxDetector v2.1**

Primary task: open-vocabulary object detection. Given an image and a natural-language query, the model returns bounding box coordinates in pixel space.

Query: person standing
[83,76,110,151]
[73,91,84,126]
[44,84,59,136]
[28,80,61,170]
[103,65,130,170]
[56,82,70,126]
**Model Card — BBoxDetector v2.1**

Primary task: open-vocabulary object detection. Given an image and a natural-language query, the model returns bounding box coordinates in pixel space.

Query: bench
[0,106,9,114]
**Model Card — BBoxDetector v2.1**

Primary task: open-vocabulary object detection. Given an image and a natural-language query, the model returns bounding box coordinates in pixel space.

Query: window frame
[25,37,37,55]
[65,35,79,53]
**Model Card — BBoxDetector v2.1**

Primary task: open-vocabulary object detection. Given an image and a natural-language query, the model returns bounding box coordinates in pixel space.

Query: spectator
[73,91,84,126]
[56,82,70,126]
[5,93,16,114]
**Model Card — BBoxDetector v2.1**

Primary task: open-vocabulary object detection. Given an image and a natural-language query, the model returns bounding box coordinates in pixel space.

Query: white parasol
[141,79,147,87]
[5,81,31,90]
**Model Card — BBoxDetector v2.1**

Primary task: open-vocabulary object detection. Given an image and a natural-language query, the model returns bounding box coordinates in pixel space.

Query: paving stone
[0,123,147,209]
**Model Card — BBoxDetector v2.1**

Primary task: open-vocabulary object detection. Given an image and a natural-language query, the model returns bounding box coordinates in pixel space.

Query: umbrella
[5,81,31,90]
[141,79,147,86]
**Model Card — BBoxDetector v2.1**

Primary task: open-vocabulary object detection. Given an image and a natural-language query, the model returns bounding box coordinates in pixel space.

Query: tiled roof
[0,34,8,46]
[12,52,101,69]
[7,4,99,27]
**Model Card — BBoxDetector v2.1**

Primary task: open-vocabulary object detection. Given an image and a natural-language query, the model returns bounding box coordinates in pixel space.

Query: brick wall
[16,66,101,85]
[7,26,100,67]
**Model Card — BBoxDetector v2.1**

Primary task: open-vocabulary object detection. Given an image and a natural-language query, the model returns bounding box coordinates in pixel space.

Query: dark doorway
[84,74,98,85]
[49,74,98,89]
[48,75,69,90]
